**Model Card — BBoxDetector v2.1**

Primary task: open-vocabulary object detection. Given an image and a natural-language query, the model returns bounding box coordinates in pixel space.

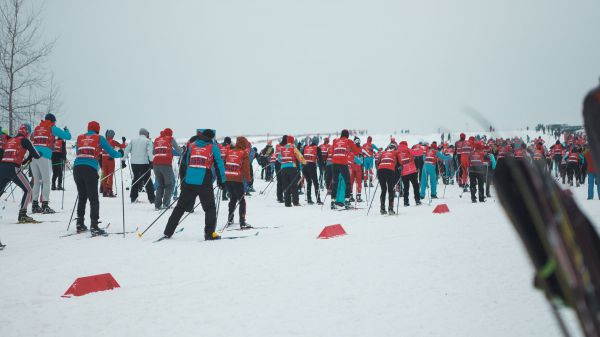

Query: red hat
[431,141,438,149]
[87,121,100,133]
[163,128,173,137]
[287,136,295,145]
[17,124,29,137]
[460,133,466,140]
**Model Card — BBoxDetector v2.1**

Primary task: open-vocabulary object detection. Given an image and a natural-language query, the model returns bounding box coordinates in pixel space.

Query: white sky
[41,0,600,138]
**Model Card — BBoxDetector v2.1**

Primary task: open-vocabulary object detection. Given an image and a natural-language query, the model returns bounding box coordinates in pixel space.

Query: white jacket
[125,136,154,165]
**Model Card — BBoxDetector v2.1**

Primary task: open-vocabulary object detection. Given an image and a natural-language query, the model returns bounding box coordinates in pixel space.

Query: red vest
[331,138,351,165]
[362,143,374,157]
[218,144,230,159]
[153,136,174,165]
[412,144,424,156]
[224,148,244,180]
[188,143,214,169]
[303,145,317,163]
[280,146,295,164]
[53,139,64,153]
[1,136,27,165]
[377,150,396,171]
[397,147,417,176]
[76,134,101,159]
[425,148,438,164]
[319,144,330,162]
[455,141,464,155]
[461,143,472,156]
[469,151,484,167]
[271,144,282,163]
[533,148,544,161]
[514,148,526,159]
[31,122,55,148]
[567,152,579,164]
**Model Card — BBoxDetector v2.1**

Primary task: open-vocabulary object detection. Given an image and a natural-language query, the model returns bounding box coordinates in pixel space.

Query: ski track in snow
[0,131,592,337]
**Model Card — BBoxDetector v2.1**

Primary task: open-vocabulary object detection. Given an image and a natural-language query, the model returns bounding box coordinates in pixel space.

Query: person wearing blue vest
[30,113,71,214]
[162,129,226,241]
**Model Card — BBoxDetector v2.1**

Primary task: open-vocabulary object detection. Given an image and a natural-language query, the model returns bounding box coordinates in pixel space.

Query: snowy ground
[0,131,595,337]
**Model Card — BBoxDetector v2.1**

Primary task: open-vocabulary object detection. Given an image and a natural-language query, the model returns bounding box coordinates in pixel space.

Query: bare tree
[0,0,57,134]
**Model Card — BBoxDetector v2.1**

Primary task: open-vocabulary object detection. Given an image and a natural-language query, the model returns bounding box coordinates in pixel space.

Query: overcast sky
[40,0,600,138]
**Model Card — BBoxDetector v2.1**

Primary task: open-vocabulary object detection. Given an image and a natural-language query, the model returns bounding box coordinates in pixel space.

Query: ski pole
[66,195,79,231]
[61,159,66,210]
[137,196,179,238]
[259,167,281,194]
[366,183,379,215]
[121,166,126,238]
[127,167,152,190]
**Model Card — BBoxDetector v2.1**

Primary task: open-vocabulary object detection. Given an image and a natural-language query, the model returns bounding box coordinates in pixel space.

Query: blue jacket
[35,126,72,159]
[73,131,122,170]
[423,150,451,164]
[184,139,226,186]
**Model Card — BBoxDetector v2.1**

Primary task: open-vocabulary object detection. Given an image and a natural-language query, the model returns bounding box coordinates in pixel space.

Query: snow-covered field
[0,131,595,337]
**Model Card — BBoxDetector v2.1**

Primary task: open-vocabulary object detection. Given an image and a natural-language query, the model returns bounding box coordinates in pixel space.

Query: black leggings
[73,165,100,223]
[227,181,246,221]
[377,169,397,209]
[0,164,33,211]
[402,173,420,204]
[302,162,319,201]
[331,164,351,200]
[164,182,216,237]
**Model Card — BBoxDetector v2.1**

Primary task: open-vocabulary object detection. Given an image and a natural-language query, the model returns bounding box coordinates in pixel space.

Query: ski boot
[380,206,387,215]
[431,195,438,199]
[415,200,422,206]
[31,201,42,214]
[52,185,57,191]
[356,194,363,203]
[349,195,355,203]
[76,218,88,233]
[369,181,374,187]
[41,202,56,214]
[307,198,314,205]
[479,198,486,203]
[404,201,410,207]
[240,219,253,230]
[344,199,352,209]
[472,199,477,203]
[331,201,337,210]
[205,232,221,241]
[316,195,323,205]
[90,221,107,236]
[364,181,368,188]
[388,207,396,215]
[18,210,39,223]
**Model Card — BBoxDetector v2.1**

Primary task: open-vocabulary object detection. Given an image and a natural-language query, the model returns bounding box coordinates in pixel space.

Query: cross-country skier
[51,137,66,190]
[583,147,599,200]
[565,147,585,187]
[125,128,155,204]
[376,143,399,214]
[397,141,421,206]
[162,129,225,241]
[318,137,332,191]
[72,121,123,234]
[101,129,126,197]
[153,128,181,210]
[279,135,306,207]
[348,137,364,202]
[29,113,72,214]
[218,137,232,201]
[224,136,252,228]
[468,141,496,203]
[0,124,40,223]
[329,129,360,209]
[361,136,379,187]
[259,141,275,181]
[302,136,322,204]
[420,141,451,200]
[274,135,287,203]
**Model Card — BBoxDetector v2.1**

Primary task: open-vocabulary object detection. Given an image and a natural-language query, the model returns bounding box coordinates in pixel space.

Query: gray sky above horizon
[41,0,600,138]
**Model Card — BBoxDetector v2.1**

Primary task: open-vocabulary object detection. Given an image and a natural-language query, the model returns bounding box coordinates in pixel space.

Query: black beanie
[341,129,349,138]
[202,129,215,140]
[280,135,288,146]
[224,136,231,145]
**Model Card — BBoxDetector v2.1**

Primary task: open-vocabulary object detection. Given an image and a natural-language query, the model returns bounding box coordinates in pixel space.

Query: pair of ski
[59,225,139,238]
[153,227,260,243]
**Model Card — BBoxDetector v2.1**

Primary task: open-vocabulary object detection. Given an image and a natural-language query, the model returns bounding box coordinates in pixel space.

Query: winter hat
[88,121,100,133]
[311,136,319,145]
[223,136,232,145]
[367,136,372,143]
[431,141,438,149]
[460,133,466,140]
[160,131,165,137]
[280,135,288,146]
[139,128,149,137]
[18,124,30,137]
[324,137,329,143]
[202,129,215,140]
[164,128,173,137]
[400,141,408,147]
[44,113,56,123]
[105,129,115,139]
[341,129,350,138]
[287,136,295,145]
[387,143,397,150]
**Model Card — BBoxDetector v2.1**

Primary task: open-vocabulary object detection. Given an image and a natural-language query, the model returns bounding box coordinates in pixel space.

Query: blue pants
[588,173,600,199]
[420,163,437,198]
[445,159,455,177]
[363,157,374,170]
[335,173,346,204]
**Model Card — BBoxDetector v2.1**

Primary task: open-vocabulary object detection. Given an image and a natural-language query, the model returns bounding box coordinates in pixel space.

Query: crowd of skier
[0,113,596,243]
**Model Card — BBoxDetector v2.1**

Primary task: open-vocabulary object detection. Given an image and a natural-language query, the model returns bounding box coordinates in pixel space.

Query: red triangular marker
[317,224,347,239]
[62,273,120,298]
